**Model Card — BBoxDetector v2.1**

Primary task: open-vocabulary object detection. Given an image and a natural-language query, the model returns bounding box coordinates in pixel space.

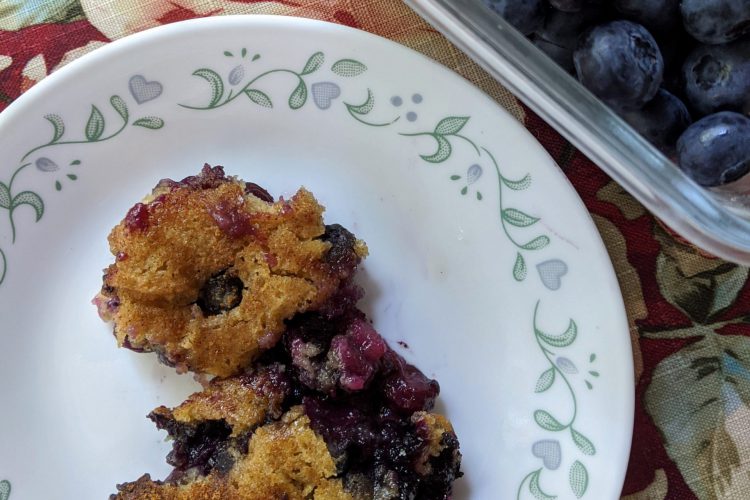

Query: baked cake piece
[94,165,367,377]
[111,310,462,499]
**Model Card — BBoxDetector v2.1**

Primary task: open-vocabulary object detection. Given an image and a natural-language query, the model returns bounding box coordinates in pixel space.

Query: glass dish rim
[406,0,750,265]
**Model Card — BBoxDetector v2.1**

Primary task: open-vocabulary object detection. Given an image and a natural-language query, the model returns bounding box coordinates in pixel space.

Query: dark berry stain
[208,200,257,238]
[197,270,244,316]
[123,203,149,232]
[320,224,359,276]
[245,182,274,203]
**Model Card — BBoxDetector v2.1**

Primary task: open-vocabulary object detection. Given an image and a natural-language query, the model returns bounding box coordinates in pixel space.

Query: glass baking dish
[405,0,750,265]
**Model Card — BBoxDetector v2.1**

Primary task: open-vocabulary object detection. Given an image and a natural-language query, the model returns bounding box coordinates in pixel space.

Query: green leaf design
[70,160,81,166]
[534,410,565,431]
[252,54,261,61]
[521,235,551,250]
[644,334,750,500]
[0,479,10,500]
[0,249,6,286]
[44,114,65,142]
[450,175,461,181]
[241,48,247,57]
[55,181,62,191]
[132,117,164,129]
[537,319,578,348]
[109,95,128,122]
[11,191,44,221]
[0,182,10,209]
[590,353,596,362]
[288,80,308,109]
[331,58,367,77]
[434,116,469,135]
[502,208,540,227]
[569,461,588,498]
[224,50,233,57]
[245,89,273,108]
[67,174,77,181]
[529,470,556,500]
[460,186,468,195]
[84,105,105,141]
[301,51,325,75]
[535,368,555,393]
[476,191,483,201]
[513,252,527,282]
[346,89,374,115]
[502,173,532,190]
[420,135,451,163]
[192,68,225,108]
[571,428,596,455]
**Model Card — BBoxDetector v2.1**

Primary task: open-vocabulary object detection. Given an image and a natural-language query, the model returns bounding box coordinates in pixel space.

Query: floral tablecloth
[2,1,749,499]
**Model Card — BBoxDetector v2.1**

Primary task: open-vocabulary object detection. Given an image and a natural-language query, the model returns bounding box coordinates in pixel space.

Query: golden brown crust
[411,412,455,476]
[111,409,353,500]
[154,370,287,436]
[97,169,365,377]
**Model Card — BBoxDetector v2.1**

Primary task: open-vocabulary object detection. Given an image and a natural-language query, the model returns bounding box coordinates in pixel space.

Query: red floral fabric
[2,1,749,498]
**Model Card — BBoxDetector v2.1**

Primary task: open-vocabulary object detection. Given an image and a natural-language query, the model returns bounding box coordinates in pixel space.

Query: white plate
[0,16,632,500]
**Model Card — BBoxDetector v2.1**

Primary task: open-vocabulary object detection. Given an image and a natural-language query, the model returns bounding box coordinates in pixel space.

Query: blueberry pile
[482,0,750,187]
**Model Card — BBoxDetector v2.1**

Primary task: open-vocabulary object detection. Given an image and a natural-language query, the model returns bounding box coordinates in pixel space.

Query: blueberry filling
[148,414,233,478]
[172,164,230,191]
[244,182,274,203]
[197,270,244,316]
[123,203,150,232]
[320,224,360,277]
[154,306,460,498]
[208,200,257,238]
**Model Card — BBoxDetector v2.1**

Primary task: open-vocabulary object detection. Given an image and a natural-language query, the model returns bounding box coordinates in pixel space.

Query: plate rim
[0,14,634,499]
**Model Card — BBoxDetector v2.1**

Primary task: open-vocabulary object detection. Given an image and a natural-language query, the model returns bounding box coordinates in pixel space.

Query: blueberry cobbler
[97,166,462,499]
[94,164,367,377]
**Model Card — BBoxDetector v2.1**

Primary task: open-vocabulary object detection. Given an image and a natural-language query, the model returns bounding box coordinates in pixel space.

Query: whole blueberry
[677,111,750,186]
[533,37,576,73]
[657,29,699,96]
[549,0,586,12]
[574,21,664,109]
[481,0,545,35]
[614,0,679,32]
[532,6,604,73]
[620,89,692,153]
[683,40,750,116]
[681,0,750,44]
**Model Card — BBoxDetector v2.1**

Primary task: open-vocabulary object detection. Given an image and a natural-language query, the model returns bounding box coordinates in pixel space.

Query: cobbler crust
[111,408,353,500]
[111,379,459,500]
[95,165,366,377]
[151,368,287,437]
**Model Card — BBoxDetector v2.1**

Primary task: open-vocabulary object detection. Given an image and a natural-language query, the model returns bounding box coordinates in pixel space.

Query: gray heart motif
[35,157,58,172]
[311,81,341,110]
[537,259,568,291]
[0,479,10,500]
[532,440,562,470]
[129,75,163,104]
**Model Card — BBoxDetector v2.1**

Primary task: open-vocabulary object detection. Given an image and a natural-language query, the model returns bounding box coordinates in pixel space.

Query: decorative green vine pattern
[182,49,549,280]
[344,89,400,127]
[515,301,596,499]
[517,469,557,500]
[396,123,548,281]
[179,49,370,111]
[0,94,164,286]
